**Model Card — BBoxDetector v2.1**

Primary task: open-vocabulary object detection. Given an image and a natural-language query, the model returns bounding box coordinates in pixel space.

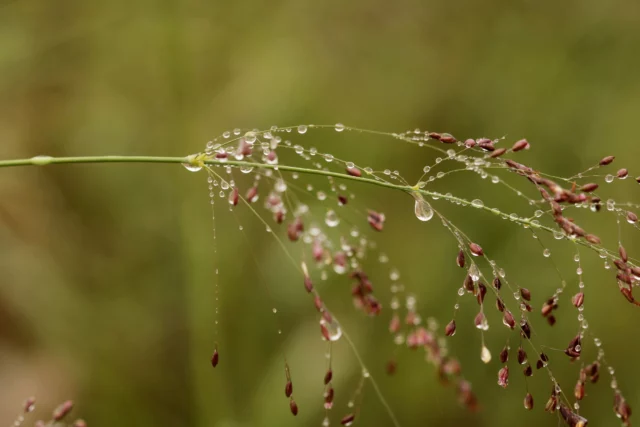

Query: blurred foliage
[1,0,639,426]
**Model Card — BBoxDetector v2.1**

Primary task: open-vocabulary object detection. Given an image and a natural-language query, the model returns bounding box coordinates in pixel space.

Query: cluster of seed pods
[197,124,638,426]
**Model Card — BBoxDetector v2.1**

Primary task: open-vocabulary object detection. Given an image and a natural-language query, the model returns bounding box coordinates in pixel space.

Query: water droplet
[244,131,257,144]
[320,316,342,341]
[468,264,480,281]
[481,345,492,363]
[413,193,434,221]
[297,125,308,134]
[31,155,53,166]
[335,123,345,132]
[182,154,202,172]
[605,174,614,183]
[471,199,484,208]
[325,210,340,227]
[543,248,551,257]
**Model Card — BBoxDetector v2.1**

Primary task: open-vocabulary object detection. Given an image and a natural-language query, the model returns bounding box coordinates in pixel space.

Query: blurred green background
[1,0,639,426]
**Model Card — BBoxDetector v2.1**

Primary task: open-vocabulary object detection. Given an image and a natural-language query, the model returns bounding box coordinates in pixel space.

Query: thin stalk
[0,154,615,258]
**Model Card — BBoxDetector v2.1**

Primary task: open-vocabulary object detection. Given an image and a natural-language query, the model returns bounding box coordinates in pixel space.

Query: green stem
[0,154,613,257]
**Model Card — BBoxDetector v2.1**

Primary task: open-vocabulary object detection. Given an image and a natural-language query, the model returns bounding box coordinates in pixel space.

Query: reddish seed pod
[456,250,465,268]
[498,366,509,388]
[340,414,355,426]
[489,148,507,158]
[346,167,362,177]
[469,242,484,256]
[389,313,400,333]
[502,310,516,329]
[464,275,475,292]
[617,168,629,178]
[536,360,544,369]
[428,132,442,140]
[338,194,348,205]
[464,138,476,148]
[572,292,584,308]
[580,183,599,192]
[627,211,638,223]
[523,365,533,377]
[211,349,219,368]
[599,155,615,166]
[574,380,585,400]
[493,277,502,290]
[636,176,640,183]
[440,133,457,144]
[289,399,298,416]
[477,283,487,304]
[245,186,258,203]
[386,359,397,375]
[52,401,74,421]
[547,315,556,326]
[512,139,530,152]
[304,276,313,293]
[585,234,601,244]
[520,320,531,339]
[445,319,457,337]
[524,393,534,410]
[520,288,531,301]
[324,370,333,385]
[228,187,239,206]
[619,245,628,262]
[23,397,36,413]
[499,346,509,363]
[474,311,486,328]
[517,346,527,365]
[324,386,334,407]
[496,297,505,312]
[285,380,293,398]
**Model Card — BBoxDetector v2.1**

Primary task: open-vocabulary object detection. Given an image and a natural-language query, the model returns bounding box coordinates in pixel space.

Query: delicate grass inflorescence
[1,123,639,426]
[10,397,85,427]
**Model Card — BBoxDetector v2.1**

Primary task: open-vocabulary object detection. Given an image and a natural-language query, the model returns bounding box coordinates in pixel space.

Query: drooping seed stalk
[0,154,618,259]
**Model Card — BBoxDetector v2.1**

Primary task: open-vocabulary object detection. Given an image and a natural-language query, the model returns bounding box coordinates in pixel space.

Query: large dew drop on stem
[413,193,434,221]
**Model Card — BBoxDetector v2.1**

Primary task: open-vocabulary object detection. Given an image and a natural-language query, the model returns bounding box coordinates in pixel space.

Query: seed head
[469,242,484,257]
[211,349,219,368]
[599,155,615,166]
[524,393,534,410]
[285,380,293,398]
[52,400,74,421]
[289,399,298,416]
[512,139,530,152]
[445,319,457,337]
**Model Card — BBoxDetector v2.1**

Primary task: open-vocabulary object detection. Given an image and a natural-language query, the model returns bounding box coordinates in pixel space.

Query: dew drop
[325,210,340,227]
[335,123,345,132]
[481,345,492,364]
[605,174,614,183]
[31,155,53,166]
[297,125,308,134]
[471,199,484,208]
[413,193,434,221]
[543,249,551,257]
[244,131,257,144]
[320,316,342,341]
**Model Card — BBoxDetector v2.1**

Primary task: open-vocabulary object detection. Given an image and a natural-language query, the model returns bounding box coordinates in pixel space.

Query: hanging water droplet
[325,210,340,227]
[320,316,342,341]
[240,165,254,174]
[182,154,202,172]
[605,174,614,183]
[481,345,492,363]
[413,193,434,221]
[335,123,345,132]
[222,131,231,138]
[543,248,551,257]
[297,125,308,134]
[468,264,480,281]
